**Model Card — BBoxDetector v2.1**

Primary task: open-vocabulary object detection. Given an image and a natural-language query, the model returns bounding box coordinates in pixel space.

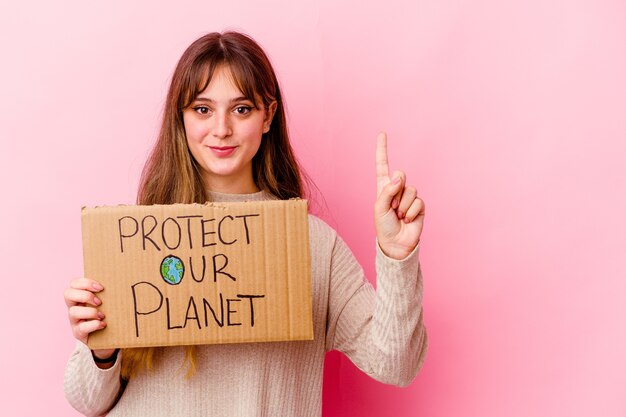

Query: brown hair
[121,31,312,379]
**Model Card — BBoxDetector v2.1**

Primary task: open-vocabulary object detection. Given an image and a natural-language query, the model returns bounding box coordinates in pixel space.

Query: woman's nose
[211,112,232,139]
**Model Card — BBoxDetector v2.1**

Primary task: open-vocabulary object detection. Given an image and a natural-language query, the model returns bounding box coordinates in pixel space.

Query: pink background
[1,0,625,416]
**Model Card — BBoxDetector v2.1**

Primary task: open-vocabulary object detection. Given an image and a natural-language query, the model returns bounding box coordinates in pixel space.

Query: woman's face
[183,64,276,194]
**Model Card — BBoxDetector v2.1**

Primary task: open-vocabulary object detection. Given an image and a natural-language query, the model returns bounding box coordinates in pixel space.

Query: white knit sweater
[64,190,427,417]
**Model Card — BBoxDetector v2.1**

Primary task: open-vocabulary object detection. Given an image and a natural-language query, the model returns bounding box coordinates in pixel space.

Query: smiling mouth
[208,146,237,157]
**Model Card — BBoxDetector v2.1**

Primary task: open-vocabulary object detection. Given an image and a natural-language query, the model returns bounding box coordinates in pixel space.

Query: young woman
[64,31,427,416]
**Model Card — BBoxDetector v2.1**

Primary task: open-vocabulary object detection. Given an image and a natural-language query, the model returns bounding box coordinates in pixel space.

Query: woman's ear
[262,100,278,133]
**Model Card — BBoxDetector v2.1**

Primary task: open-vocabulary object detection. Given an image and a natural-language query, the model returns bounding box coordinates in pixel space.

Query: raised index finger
[376,132,390,193]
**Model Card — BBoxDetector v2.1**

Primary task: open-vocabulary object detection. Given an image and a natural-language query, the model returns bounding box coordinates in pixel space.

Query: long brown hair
[136,31,307,205]
[121,31,311,379]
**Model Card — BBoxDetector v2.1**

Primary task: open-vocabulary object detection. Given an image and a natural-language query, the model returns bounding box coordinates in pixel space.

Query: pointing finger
[376,132,390,194]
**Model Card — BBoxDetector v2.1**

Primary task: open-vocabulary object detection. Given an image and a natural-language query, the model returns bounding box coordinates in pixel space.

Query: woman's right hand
[64,278,117,363]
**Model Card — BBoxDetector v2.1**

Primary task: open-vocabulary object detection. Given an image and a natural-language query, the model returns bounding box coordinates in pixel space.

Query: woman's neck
[204,176,260,195]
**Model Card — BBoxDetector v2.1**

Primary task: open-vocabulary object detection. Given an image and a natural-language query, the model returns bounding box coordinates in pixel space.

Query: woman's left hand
[374,132,425,260]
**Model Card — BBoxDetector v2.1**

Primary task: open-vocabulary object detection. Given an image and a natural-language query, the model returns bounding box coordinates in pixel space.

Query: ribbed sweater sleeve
[64,342,124,416]
[325,234,428,386]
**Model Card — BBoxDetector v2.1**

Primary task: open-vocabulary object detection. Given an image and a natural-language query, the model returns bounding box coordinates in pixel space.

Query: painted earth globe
[160,255,184,285]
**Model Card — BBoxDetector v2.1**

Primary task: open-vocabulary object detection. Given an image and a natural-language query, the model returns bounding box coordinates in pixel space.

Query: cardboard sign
[82,200,313,349]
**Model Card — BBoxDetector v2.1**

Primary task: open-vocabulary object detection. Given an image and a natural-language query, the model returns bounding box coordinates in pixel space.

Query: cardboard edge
[80,198,307,211]
[88,332,315,350]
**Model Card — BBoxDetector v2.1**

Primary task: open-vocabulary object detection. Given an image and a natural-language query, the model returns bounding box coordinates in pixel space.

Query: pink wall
[1,0,624,415]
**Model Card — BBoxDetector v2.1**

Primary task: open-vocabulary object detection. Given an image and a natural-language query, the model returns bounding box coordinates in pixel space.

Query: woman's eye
[234,106,252,115]
[193,106,210,115]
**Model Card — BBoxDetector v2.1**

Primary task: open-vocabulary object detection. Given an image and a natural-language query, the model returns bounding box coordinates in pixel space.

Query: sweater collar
[206,189,277,203]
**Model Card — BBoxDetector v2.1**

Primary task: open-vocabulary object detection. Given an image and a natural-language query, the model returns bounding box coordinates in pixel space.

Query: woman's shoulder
[307,213,336,235]
[306,213,339,252]
[261,191,337,236]
[260,191,338,248]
